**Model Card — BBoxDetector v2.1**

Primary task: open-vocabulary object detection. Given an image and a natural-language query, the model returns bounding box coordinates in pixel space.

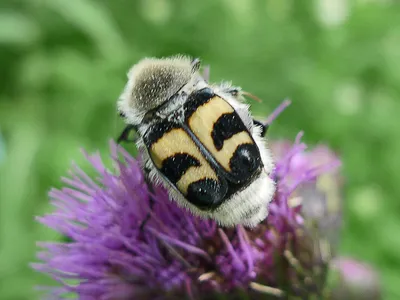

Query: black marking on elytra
[253,119,268,137]
[229,143,262,183]
[186,178,228,210]
[160,154,200,184]
[211,112,248,151]
[182,106,263,187]
[184,87,214,120]
[139,86,265,211]
[143,120,180,148]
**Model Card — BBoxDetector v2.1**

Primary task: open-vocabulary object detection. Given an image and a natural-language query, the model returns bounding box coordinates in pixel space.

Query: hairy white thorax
[117,55,275,227]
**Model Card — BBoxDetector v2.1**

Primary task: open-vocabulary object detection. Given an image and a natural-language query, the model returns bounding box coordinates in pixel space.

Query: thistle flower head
[330,257,382,300]
[32,118,344,299]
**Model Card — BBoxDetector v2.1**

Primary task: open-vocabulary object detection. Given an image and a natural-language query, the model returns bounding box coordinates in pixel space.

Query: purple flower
[32,109,344,299]
[330,257,382,300]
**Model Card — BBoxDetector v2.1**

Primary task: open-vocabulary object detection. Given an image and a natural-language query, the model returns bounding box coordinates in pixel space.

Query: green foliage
[0,0,399,298]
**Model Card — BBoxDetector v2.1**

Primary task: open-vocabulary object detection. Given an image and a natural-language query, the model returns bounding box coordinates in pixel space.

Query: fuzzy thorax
[118,55,195,124]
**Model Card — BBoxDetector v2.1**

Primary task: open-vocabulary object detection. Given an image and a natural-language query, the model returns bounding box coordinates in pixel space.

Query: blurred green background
[0,0,399,299]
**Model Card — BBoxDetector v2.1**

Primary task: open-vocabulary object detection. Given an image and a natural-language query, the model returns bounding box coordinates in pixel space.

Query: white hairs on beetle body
[138,111,275,227]
[118,55,275,227]
[134,82,275,227]
[118,55,195,125]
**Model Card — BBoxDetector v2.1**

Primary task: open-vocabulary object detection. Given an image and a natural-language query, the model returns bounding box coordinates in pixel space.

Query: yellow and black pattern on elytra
[142,87,263,210]
[143,119,228,210]
[185,88,262,185]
